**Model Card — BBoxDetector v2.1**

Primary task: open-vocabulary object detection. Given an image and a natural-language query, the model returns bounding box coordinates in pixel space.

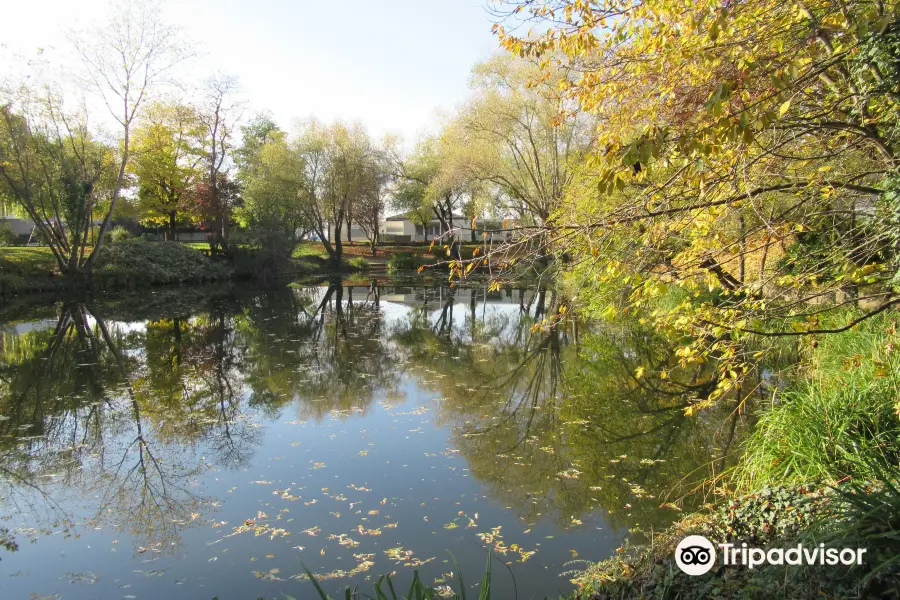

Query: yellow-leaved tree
[462,0,900,407]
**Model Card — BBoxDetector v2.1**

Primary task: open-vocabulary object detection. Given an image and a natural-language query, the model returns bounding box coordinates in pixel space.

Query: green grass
[294,242,330,258]
[0,246,59,273]
[736,312,900,491]
[182,242,211,251]
[737,378,900,490]
[0,246,60,294]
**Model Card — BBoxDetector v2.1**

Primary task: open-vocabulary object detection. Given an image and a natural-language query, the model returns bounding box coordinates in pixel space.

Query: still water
[0,282,751,599]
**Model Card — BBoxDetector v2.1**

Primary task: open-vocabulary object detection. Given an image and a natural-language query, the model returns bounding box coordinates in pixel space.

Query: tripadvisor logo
[675,535,868,576]
[675,535,716,575]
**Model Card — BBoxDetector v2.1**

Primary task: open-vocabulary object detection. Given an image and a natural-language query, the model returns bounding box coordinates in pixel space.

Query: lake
[0,281,754,599]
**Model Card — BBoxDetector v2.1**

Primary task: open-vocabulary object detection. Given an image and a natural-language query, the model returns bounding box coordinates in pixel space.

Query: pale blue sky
[2,0,502,142]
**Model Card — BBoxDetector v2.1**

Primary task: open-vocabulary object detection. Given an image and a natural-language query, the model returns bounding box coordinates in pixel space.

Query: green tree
[0,92,115,274]
[294,119,374,269]
[0,1,191,279]
[129,101,203,241]
[195,75,241,256]
[238,136,309,270]
[235,111,283,185]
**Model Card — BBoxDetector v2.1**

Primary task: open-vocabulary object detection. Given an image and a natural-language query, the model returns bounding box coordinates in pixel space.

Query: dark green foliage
[573,480,900,599]
[0,222,17,246]
[812,460,900,598]
[387,252,426,272]
[710,486,831,546]
[93,239,231,287]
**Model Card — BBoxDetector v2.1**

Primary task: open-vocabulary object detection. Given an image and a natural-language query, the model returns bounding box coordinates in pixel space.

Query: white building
[380,213,516,243]
[326,222,369,243]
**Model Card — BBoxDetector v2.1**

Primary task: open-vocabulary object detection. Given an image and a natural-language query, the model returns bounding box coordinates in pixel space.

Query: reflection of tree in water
[136,311,259,468]
[392,291,755,531]
[0,284,758,561]
[0,303,214,555]
[0,302,127,552]
[0,284,405,558]
[236,283,400,421]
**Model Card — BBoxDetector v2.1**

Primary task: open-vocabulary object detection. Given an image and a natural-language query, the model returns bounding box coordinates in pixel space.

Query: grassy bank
[0,240,503,298]
[0,241,385,297]
[0,247,61,294]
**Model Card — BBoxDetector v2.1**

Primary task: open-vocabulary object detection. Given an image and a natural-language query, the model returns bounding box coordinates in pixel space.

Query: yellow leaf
[778,99,791,116]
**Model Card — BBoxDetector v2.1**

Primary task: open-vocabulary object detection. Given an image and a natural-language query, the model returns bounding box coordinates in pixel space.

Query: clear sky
[1,0,502,142]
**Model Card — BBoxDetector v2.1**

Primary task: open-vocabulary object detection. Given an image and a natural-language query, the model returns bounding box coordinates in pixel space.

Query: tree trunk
[331,217,344,270]
[169,211,177,242]
[345,214,352,242]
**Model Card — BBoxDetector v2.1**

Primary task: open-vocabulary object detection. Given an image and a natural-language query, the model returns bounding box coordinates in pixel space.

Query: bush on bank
[93,239,232,287]
[575,482,900,600]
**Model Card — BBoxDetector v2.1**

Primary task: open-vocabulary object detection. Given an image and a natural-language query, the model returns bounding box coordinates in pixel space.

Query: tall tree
[485,0,900,404]
[391,135,467,242]
[0,89,115,275]
[77,0,193,274]
[129,101,203,241]
[195,74,241,256]
[238,135,308,270]
[454,55,594,235]
[1,0,190,279]
[234,111,282,185]
[353,144,392,256]
[295,119,373,269]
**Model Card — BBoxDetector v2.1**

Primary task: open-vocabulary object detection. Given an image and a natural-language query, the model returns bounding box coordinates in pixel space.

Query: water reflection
[0,282,754,598]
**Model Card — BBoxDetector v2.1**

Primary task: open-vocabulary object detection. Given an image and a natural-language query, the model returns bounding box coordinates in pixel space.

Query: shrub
[0,222,17,247]
[572,484,898,600]
[93,239,231,287]
[387,251,422,272]
[109,225,132,243]
[348,256,370,271]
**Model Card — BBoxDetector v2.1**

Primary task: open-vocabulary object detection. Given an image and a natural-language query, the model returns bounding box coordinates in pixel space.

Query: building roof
[384,212,468,223]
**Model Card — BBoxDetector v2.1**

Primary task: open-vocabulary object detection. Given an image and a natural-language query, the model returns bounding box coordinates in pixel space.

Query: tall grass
[737,313,900,490]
